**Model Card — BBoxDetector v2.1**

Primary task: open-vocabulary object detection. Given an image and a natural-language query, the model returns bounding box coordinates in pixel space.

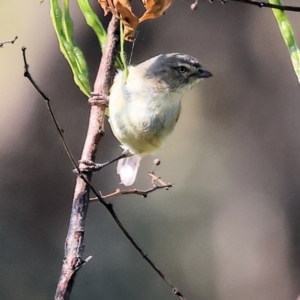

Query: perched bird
[109,53,212,186]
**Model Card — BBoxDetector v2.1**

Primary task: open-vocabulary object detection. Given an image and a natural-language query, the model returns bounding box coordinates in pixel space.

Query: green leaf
[77,0,107,50]
[50,0,91,97]
[77,0,123,70]
[120,20,128,80]
[269,0,300,83]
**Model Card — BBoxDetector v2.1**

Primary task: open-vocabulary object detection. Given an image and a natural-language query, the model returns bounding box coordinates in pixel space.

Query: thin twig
[99,198,187,300]
[0,36,18,48]
[192,0,300,12]
[191,0,300,12]
[231,0,300,11]
[99,184,172,199]
[91,183,186,300]
[91,172,174,200]
[22,47,80,173]
[91,170,184,298]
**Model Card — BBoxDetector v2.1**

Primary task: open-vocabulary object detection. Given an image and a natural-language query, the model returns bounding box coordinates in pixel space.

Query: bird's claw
[77,160,104,172]
[88,92,109,107]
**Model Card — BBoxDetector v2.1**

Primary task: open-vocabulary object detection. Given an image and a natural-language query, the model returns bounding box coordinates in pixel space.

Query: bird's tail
[117,155,141,186]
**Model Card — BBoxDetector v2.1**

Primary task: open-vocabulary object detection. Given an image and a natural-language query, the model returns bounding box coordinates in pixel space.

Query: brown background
[1,1,300,299]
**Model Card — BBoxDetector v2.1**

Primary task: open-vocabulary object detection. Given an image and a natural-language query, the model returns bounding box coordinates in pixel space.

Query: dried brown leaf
[98,0,111,15]
[139,0,173,23]
[115,0,139,41]
[98,0,173,41]
[98,0,139,41]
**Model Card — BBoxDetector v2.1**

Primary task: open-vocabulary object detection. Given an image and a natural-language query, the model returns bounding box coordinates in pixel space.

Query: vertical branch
[55,16,118,300]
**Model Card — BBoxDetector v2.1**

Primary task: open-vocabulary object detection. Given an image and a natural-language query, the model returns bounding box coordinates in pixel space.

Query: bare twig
[192,0,300,12]
[91,170,174,200]
[231,0,300,11]
[0,36,18,48]
[90,165,184,299]
[22,47,79,173]
[100,199,187,300]
[91,182,186,300]
[99,184,172,199]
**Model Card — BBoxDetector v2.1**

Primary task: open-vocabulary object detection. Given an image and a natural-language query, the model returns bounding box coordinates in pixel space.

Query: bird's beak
[197,69,213,78]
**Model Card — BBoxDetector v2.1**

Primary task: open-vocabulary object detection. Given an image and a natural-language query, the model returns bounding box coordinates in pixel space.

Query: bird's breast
[109,77,182,154]
[124,100,179,153]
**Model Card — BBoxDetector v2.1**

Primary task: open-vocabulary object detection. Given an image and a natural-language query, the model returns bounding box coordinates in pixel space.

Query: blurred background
[1,0,300,299]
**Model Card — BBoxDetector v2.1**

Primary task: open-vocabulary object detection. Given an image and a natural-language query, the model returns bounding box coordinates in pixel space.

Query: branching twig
[91,170,174,200]
[22,47,80,173]
[231,0,300,11]
[100,184,172,199]
[0,36,18,48]
[191,0,300,11]
[99,197,187,300]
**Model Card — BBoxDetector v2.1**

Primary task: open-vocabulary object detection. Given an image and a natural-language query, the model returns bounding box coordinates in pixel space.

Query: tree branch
[91,170,174,200]
[191,0,300,12]
[22,47,79,173]
[101,200,187,300]
[54,16,118,300]
[231,0,300,12]
[0,36,18,48]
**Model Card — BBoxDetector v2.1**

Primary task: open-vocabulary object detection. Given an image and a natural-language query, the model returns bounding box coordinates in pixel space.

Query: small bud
[154,159,161,166]
[191,2,198,10]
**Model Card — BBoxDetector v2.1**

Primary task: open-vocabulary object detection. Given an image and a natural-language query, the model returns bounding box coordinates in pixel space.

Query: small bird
[109,53,212,186]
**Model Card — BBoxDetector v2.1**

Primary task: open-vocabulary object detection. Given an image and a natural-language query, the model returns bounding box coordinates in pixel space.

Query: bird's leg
[88,92,109,106]
[78,149,130,173]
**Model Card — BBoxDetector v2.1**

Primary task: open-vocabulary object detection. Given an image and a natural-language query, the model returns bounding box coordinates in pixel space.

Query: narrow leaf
[270,0,300,83]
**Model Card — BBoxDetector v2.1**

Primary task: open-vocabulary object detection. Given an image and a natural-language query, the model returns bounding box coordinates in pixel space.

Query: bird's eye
[177,66,187,74]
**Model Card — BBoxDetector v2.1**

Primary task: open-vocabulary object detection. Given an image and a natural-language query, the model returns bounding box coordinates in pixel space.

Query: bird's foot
[74,150,130,174]
[88,92,109,107]
[74,160,105,173]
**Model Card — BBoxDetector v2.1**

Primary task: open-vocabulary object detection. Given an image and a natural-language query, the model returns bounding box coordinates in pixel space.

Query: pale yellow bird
[109,53,212,186]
